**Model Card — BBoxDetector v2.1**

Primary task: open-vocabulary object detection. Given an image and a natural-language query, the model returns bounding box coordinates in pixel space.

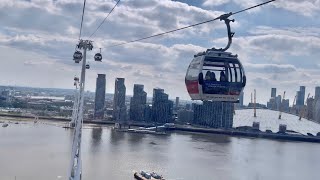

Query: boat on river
[134,171,164,180]
[127,128,167,135]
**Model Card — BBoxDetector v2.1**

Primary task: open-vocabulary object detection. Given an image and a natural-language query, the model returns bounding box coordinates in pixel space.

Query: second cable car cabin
[185,50,246,102]
[73,51,82,63]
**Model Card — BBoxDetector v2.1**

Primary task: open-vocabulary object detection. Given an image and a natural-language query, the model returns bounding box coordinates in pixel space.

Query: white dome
[234,109,320,135]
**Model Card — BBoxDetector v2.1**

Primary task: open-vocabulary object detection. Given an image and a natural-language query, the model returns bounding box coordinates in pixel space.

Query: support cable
[107,0,276,48]
[79,0,87,40]
[89,0,121,38]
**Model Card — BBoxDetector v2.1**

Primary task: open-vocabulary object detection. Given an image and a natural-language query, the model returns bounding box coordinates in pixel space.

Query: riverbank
[1,113,320,143]
[174,125,320,143]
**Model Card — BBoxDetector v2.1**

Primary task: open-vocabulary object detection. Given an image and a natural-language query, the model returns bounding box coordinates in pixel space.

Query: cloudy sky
[0,0,320,104]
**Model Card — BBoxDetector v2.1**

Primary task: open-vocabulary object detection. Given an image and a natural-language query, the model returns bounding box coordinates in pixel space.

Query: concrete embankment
[174,126,320,143]
[2,113,320,143]
[0,113,70,121]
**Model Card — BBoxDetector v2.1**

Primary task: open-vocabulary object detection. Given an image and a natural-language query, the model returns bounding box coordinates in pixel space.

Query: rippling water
[1,120,320,180]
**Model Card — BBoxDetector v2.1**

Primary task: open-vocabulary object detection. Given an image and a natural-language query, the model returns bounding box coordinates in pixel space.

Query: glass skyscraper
[129,84,147,122]
[271,88,276,98]
[113,78,127,122]
[152,88,173,123]
[315,86,320,101]
[94,74,106,119]
[297,86,306,106]
[193,101,234,128]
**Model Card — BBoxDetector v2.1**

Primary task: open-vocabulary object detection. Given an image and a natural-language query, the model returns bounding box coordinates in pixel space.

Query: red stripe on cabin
[186,80,199,94]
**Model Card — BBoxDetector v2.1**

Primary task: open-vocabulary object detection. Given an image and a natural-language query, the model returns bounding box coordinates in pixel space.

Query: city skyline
[1,1,320,180]
[0,0,319,105]
[2,82,320,106]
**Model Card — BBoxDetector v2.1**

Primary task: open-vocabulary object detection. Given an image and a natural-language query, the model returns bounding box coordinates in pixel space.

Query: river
[0,120,320,180]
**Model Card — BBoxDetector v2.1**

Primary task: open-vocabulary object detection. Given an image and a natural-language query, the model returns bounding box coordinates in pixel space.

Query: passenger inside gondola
[210,72,217,81]
[220,71,227,82]
[202,70,219,94]
[205,71,211,80]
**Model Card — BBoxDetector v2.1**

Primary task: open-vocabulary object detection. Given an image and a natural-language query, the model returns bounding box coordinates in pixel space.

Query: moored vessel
[134,171,164,180]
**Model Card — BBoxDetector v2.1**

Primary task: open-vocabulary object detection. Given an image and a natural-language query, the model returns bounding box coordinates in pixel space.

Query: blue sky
[0,0,319,104]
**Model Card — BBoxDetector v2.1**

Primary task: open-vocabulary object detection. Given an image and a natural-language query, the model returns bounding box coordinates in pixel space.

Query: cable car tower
[66,0,275,179]
[70,76,80,128]
[69,39,93,180]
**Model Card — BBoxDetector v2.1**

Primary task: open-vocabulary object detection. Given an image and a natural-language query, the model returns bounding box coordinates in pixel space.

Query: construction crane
[278,91,285,119]
[254,89,257,117]
[292,95,296,107]
[291,94,297,114]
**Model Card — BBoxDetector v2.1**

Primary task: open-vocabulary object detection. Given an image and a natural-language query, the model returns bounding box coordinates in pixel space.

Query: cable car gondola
[74,76,79,87]
[94,48,102,62]
[74,76,79,82]
[73,50,83,63]
[185,14,246,102]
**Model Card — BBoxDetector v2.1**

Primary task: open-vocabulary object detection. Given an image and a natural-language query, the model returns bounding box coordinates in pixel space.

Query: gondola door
[185,56,203,100]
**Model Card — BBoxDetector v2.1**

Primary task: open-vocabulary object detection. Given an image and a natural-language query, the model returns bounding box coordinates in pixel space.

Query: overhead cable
[78,0,87,40]
[107,0,276,48]
[89,0,121,38]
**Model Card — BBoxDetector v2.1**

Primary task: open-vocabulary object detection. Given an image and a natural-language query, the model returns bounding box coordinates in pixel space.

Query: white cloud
[202,0,230,7]
[214,26,320,64]
[23,60,54,66]
[203,0,320,16]
[272,0,320,16]
[245,63,297,73]
[203,0,264,13]
[0,0,319,104]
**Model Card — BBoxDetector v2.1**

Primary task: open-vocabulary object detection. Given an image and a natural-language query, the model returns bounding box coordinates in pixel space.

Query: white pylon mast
[70,81,80,127]
[69,39,93,180]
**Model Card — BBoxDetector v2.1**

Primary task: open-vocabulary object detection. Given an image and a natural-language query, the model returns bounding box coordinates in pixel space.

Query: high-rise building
[152,88,173,123]
[281,99,290,112]
[267,97,276,110]
[315,86,320,101]
[239,91,244,107]
[177,109,193,123]
[275,95,282,110]
[185,104,191,110]
[306,97,314,120]
[175,97,180,109]
[94,74,106,119]
[314,99,320,123]
[144,104,152,122]
[296,91,301,105]
[300,86,306,101]
[1,90,11,103]
[271,88,276,98]
[193,101,234,128]
[113,78,127,122]
[129,84,147,121]
[314,87,320,122]
[267,89,277,110]
[235,91,244,109]
[297,86,306,106]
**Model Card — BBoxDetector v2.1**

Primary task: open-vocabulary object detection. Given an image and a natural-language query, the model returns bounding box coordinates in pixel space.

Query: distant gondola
[73,50,82,63]
[74,76,79,82]
[94,48,102,62]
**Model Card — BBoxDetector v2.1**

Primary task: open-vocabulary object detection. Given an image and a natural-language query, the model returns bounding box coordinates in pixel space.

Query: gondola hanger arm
[211,13,235,52]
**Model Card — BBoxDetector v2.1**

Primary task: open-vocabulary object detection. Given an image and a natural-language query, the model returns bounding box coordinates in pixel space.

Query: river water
[1,120,320,180]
